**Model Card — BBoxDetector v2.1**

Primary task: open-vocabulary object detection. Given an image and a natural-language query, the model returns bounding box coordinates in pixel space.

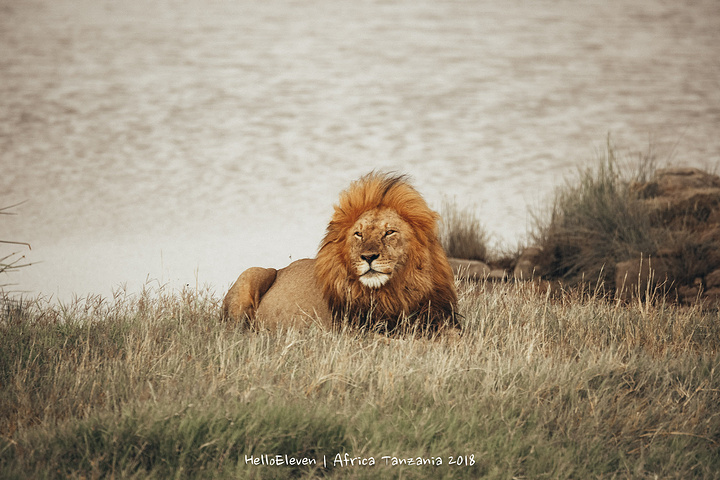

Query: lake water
[2,0,719,301]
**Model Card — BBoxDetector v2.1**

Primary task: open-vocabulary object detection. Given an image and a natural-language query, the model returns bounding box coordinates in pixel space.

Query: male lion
[222,172,458,332]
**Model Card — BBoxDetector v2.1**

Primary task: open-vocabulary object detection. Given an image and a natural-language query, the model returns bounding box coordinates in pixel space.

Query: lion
[222,172,458,333]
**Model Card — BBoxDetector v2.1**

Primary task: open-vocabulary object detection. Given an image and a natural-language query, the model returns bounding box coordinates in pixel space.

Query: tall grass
[530,141,667,290]
[2,282,719,479]
[439,199,490,262]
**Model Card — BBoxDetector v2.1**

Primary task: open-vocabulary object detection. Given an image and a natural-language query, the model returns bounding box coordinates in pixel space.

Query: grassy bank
[528,141,662,290]
[1,282,719,479]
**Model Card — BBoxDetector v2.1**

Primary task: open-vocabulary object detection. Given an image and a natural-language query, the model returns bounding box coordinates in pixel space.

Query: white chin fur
[359,272,390,289]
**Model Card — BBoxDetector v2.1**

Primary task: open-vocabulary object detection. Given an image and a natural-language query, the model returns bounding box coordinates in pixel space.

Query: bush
[439,199,489,262]
[530,140,666,290]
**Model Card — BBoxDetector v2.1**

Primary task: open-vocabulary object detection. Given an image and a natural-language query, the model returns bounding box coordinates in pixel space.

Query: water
[2,0,719,301]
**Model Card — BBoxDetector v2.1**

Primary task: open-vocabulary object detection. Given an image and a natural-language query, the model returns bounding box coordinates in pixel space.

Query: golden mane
[315,172,457,330]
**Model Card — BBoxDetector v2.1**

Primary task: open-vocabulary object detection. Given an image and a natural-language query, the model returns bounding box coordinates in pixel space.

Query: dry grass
[1,280,719,479]
[1,203,32,280]
[530,140,666,290]
[439,198,490,262]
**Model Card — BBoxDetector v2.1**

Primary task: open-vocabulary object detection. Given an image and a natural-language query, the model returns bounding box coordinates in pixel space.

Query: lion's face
[315,172,458,329]
[349,208,410,289]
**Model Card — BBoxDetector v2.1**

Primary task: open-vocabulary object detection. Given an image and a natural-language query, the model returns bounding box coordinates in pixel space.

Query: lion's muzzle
[357,255,392,289]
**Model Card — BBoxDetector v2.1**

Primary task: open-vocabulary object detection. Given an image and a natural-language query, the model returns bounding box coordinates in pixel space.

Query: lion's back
[254,258,333,330]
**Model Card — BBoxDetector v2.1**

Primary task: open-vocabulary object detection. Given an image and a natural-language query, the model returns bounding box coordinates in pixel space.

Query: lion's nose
[361,253,379,266]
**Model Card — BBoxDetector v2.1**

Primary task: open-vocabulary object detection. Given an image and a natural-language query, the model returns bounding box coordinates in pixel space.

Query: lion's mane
[314,172,457,329]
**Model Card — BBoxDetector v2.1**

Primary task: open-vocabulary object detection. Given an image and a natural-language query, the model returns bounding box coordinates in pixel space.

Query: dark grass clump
[530,141,665,290]
[439,199,490,262]
[3,398,345,479]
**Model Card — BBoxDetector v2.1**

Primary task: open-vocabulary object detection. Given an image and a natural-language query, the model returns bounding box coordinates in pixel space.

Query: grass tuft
[530,139,666,290]
[439,198,490,262]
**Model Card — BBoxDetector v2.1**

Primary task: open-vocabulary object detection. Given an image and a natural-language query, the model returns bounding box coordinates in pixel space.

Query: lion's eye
[354,231,363,239]
[385,229,396,237]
